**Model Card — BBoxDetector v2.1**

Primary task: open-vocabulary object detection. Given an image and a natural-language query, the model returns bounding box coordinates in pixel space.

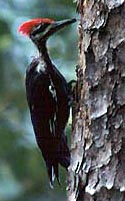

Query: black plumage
[19,18,76,186]
[26,55,70,185]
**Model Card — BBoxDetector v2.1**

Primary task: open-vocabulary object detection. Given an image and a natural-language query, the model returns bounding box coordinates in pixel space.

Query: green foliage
[0,0,77,200]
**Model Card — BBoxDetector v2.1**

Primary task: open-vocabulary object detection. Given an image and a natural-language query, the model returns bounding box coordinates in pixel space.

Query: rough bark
[67,1,125,200]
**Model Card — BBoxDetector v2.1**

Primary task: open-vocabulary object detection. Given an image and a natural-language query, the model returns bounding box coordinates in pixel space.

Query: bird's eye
[36,24,42,30]
[37,23,49,32]
[31,23,49,37]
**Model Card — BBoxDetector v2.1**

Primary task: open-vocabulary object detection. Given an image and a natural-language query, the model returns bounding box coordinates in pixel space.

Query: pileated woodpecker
[18,18,76,186]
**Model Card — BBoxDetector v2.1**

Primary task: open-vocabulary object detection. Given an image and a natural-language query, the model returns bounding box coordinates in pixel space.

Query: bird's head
[18,18,76,44]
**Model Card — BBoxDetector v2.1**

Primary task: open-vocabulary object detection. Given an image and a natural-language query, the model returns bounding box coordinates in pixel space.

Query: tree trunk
[67,1,125,200]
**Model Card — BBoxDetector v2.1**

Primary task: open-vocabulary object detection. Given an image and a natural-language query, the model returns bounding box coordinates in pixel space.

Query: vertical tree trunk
[67,1,125,200]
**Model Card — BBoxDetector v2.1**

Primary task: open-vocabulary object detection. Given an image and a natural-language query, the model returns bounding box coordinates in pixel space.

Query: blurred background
[0,0,77,200]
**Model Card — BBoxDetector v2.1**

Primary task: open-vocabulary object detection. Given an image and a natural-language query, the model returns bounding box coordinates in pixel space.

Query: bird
[18,18,76,186]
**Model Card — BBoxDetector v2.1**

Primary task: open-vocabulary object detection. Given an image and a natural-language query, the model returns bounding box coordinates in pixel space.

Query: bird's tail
[46,160,60,188]
[46,135,70,187]
[58,134,70,169]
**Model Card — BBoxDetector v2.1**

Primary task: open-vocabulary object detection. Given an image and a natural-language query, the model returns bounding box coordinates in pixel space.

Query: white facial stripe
[34,24,52,39]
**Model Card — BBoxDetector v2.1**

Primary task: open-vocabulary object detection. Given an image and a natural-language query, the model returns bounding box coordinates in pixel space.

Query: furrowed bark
[67,1,125,200]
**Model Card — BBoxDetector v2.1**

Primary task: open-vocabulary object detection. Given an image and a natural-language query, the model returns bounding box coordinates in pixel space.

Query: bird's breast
[36,60,46,73]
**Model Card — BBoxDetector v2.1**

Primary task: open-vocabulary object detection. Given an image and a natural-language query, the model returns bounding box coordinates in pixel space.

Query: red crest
[18,18,54,36]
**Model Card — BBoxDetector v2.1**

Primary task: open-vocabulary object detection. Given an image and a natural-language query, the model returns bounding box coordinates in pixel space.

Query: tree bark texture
[67,1,125,200]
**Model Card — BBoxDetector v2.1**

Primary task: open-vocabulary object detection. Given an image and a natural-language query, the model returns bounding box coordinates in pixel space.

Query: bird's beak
[44,18,76,39]
[51,18,76,31]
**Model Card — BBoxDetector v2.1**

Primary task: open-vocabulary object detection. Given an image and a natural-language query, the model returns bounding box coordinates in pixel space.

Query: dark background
[0,0,77,200]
